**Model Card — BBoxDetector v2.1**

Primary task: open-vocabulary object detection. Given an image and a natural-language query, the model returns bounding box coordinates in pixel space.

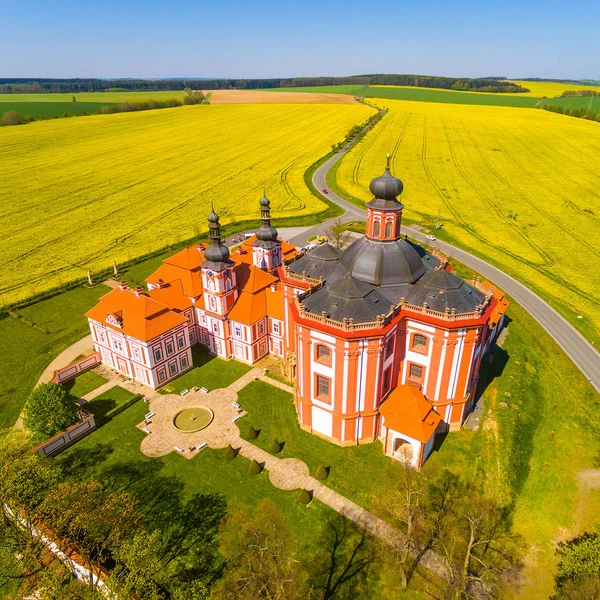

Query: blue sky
[2,0,598,79]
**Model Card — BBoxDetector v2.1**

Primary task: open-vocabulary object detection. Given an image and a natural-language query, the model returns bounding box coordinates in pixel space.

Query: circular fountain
[172,407,214,432]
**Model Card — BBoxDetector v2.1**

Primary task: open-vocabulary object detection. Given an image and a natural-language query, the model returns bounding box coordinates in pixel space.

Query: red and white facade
[86,180,507,469]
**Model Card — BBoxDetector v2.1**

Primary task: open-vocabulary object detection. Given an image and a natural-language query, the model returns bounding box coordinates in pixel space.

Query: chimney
[134,286,144,297]
[157,278,164,289]
[118,281,128,292]
[270,285,276,293]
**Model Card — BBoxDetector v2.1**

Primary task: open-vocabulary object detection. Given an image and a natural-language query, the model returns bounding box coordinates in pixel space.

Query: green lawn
[238,380,405,514]
[84,385,137,425]
[55,401,341,574]
[159,346,251,394]
[62,370,107,398]
[0,286,107,430]
[0,102,117,120]
[236,300,600,599]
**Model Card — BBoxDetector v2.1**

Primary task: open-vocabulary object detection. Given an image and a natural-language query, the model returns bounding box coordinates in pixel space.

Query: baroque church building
[86,158,508,469]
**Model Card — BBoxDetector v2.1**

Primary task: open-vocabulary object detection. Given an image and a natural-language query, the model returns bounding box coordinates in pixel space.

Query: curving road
[286,147,600,394]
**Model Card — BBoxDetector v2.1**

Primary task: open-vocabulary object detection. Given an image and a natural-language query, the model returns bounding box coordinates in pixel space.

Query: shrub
[225,444,237,460]
[298,489,311,504]
[269,438,282,453]
[249,459,263,475]
[24,382,79,438]
[2,110,23,126]
[246,425,259,439]
[23,115,34,123]
[315,464,329,480]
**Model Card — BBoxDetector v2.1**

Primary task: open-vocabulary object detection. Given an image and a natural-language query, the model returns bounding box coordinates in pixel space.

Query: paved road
[287,149,600,394]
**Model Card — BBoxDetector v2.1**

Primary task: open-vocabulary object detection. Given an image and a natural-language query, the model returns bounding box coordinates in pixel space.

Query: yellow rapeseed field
[510,80,600,97]
[335,99,600,341]
[0,103,373,306]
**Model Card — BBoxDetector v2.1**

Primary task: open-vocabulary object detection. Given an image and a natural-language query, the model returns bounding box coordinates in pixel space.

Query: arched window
[225,279,232,292]
[316,344,331,364]
[395,219,401,236]
[385,220,393,238]
[372,220,381,237]
[208,280,214,293]
[209,296,217,311]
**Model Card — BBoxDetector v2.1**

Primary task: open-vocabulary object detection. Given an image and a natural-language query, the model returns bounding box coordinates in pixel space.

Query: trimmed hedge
[315,464,329,480]
[246,425,259,440]
[106,394,142,420]
[269,438,282,453]
[249,459,263,475]
[225,444,237,460]
[298,489,312,504]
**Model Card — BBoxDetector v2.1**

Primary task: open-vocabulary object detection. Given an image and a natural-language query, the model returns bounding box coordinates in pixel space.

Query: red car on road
[322,189,328,194]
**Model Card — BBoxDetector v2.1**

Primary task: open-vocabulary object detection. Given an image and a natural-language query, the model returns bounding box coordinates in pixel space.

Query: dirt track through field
[205,89,358,104]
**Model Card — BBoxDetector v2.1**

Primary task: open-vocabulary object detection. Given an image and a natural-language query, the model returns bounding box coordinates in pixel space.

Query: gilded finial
[386,152,391,171]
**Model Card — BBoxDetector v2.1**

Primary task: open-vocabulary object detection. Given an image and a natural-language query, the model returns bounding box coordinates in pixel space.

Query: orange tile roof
[379,385,441,443]
[164,244,206,270]
[146,263,203,299]
[146,279,193,311]
[235,262,278,294]
[85,288,188,342]
[265,283,284,321]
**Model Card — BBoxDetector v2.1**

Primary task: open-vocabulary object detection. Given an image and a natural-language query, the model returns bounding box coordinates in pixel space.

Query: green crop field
[0,101,118,119]
[356,85,540,107]
[540,95,600,111]
[0,91,189,103]
[332,98,600,345]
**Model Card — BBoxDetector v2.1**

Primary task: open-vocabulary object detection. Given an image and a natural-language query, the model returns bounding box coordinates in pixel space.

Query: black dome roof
[204,241,231,264]
[334,236,427,286]
[369,154,403,201]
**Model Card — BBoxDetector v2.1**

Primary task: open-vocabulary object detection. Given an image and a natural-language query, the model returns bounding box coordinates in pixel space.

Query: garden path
[36,334,94,386]
[134,369,488,598]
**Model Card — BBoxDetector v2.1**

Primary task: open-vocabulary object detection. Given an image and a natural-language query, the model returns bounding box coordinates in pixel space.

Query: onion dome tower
[331,154,426,285]
[201,207,237,316]
[252,195,282,272]
[365,153,404,241]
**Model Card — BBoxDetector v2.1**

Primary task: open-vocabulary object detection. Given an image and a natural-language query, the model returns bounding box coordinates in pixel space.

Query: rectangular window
[316,375,330,401]
[169,362,177,376]
[212,322,219,334]
[132,346,140,361]
[409,364,424,380]
[258,321,265,335]
[158,369,166,383]
[112,338,123,353]
[201,313,207,325]
[412,334,428,351]
[166,342,174,356]
[189,330,196,343]
[234,325,242,338]
[180,355,189,369]
[97,329,106,344]
[154,348,163,362]
[259,341,267,356]
[273,321,280,335]
[385,337,394,357]
[177,336,185,349]
[316,344,332,365]
[383,367,392,395]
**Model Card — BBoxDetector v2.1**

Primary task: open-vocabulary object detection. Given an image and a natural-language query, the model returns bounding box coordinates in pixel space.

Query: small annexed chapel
[86,156,508,469]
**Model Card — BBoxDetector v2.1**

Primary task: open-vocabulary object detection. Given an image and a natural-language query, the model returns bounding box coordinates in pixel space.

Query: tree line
[541,103,600,123]
[0,75,530,94]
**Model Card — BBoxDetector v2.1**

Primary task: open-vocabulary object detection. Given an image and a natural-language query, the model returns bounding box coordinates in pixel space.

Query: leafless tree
[324,219,352,249]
